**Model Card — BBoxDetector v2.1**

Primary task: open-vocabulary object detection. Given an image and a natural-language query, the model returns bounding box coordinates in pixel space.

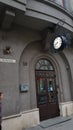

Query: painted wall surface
[0,27,41,116]
[53,52,72,101]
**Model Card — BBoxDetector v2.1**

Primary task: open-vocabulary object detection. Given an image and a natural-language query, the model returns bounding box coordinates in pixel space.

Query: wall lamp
[3,46,12,54]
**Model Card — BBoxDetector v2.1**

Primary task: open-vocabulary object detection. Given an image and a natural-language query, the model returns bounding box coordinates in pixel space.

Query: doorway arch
[35,58,60,121]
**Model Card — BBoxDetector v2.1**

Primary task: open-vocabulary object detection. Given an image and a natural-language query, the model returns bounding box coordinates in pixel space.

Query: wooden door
[35,59,60,121]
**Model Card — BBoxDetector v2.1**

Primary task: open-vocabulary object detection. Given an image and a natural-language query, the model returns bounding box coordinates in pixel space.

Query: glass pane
[38,78,46,94]
[49,65,54,70]
[55,0,64,6]
[38,95,47,104]
[36,63,40,70]
[35,59,54,70]
[64,0,73,13]
[47,79,55,92]
[48,92,57,103]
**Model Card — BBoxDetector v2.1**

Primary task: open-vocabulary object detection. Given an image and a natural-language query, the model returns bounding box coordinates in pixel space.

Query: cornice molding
[36,0,73,18]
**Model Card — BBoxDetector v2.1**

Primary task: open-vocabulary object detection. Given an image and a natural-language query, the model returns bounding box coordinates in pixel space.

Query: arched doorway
[35,59,60,121]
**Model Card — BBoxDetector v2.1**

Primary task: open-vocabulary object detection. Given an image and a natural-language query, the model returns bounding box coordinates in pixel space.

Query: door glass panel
[38,95,47,104]
[48,92,57,103]
[37,78,46,94]
[47,79,55,92]
[37,78,47,105]
[47,78,57,103]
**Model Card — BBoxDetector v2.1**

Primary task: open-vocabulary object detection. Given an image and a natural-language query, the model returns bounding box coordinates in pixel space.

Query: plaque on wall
[19,84,29,92]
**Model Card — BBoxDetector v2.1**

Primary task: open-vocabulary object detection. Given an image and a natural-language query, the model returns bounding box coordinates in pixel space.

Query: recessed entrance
[35,59,60,121]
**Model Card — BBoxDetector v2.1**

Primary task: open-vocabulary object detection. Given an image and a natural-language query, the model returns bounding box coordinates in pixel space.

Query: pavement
[23,115,73,130]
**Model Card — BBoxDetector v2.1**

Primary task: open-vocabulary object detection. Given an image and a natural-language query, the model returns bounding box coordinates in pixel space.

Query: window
[55,0,64,6]
[35,59,54,70]
[64,0,73,13]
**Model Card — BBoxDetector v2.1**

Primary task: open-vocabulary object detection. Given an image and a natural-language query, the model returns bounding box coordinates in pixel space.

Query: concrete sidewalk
[23,115,73,130]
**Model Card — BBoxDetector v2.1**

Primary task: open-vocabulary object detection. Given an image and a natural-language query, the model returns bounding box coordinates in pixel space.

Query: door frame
[35,59,60,120]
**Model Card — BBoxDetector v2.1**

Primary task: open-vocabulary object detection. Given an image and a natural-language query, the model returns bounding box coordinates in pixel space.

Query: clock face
[53,37,62,49]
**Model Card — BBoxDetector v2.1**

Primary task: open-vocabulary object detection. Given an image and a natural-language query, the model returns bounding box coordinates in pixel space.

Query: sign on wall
[19,85,29,92]
[0,58,16,63]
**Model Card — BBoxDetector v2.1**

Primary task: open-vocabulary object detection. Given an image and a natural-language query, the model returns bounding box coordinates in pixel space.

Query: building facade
[0,0,73,130]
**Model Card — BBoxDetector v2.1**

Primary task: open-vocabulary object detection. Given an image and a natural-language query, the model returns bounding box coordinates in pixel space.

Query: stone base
[59,101,73,117]
[2,108,40,130]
